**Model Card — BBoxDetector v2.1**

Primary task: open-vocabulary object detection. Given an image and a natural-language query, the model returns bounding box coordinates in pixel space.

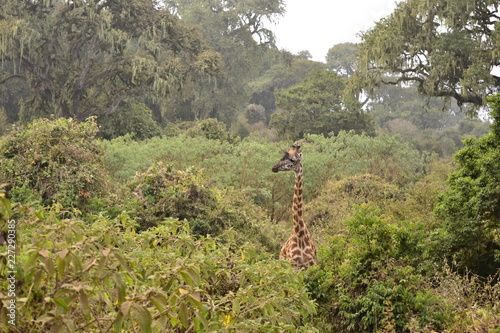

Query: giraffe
[272,141,317,269]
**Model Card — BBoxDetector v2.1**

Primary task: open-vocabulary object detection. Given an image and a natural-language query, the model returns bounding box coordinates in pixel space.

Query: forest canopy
[352,0,500,110]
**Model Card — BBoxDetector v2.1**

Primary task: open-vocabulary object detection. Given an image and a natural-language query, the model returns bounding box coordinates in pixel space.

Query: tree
[0,0,222,122]
[353,0,500,110]
[435,94,500,277]
[271,70,374,139]
[326,42,359,77]
[248,53,326,120]
[162,0,285,124]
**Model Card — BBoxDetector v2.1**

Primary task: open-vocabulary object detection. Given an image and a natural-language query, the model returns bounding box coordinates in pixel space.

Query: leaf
[179,302,189,328]
[114,312,124,333]
[36,313,55,325]
[44,257,55,275]
[113,252,132,273]
[114,274,126,303]
[150,295,166,312]
[179,270,193,285]
[54,298,70,312]
[56,256,66,280]
[79,292,90,317]
[232,298,240,314]
[132,304,153,333]
[96,256,108,278]
[102,248,111,257]
[57,248,69,259]
[195,312,209,331]
[120,301,132,316]
[0,197,12,219]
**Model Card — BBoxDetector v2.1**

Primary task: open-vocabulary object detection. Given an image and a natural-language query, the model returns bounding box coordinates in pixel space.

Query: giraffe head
[272,141,302,173]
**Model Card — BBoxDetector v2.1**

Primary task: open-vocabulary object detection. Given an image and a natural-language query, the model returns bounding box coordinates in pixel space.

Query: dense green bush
[435,94,500,277]
[305,174,401,240]
[1,114,499,332]
[0,118,108,209]
[103,131,432,226]
[304,132,432,188]
[0,200,317,332]
[130,161,284,254]
[97,101,162,140]
[308,206,451,332]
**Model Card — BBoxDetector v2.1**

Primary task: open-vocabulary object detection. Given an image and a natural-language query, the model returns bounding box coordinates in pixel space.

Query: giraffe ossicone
[272,141,317,269]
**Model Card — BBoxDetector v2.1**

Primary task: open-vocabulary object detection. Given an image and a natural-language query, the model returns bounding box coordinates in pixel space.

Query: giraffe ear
[291,140,302,149]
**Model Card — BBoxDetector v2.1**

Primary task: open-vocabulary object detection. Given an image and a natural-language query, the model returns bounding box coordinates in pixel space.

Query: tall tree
[248,52,326,121]
[0,0,222,122]
[271,70,374,139]
[352,0,500,110]
[162,0,285,124]
[326,42,359,77]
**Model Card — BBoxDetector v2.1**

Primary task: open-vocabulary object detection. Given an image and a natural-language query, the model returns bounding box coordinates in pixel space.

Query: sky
[271,0,404,62]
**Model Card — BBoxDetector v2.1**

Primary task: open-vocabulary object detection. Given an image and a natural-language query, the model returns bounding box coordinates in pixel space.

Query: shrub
[97,100,162,140]
[130,161,283,253]
[186,118,240,144]
[435,94,500,277]
[0,200,317,332]
[305,174,401,241]
[304,132,433,189]
[308,206,452,332]
[0,117,108,209]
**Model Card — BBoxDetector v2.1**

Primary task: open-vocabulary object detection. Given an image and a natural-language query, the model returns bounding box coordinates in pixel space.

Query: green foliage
[326,42,359,77]
[305,174,401,241]
[435,94,500,276]
[1,111,500,332]
[0,61,30,124]
[0,201,317,332]
[248,57,326,117]
[130,161,283,254]
[354,0,500,108]
[103,130,431,226]
[187,118,240,144]
[369,83,491,157]
[97,101,162,140]
[304,132,431,187]
[161,0,285,125]
[308,206,451,332]
[0,117,108,208]
[131,162,219,233]
[0,0,222,121]
[271,70,374,139]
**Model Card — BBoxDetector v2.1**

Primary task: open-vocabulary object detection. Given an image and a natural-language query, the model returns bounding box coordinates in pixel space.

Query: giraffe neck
[292,165,305,235]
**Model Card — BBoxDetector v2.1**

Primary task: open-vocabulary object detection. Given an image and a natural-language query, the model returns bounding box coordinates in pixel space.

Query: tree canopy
[0,0,222,121]
[326,42,358,77]
[353,0,500,110]
[271,70,375,139]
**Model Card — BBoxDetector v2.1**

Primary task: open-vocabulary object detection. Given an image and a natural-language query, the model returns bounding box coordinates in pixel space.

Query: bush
[435,94,500,277]
[186,118,240,144]
[308,206,452,332]
[97,100,162,140]
[0,117,108,209]
[130,161,283,253]
[0,200,317,332]
[305,174,400,240]
[304,132,433,188]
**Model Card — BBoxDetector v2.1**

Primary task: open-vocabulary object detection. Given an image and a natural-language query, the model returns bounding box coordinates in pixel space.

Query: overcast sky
[271,0,404,62]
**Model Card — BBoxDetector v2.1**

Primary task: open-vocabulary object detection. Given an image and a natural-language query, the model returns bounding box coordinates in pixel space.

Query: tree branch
[0,74,28,85]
